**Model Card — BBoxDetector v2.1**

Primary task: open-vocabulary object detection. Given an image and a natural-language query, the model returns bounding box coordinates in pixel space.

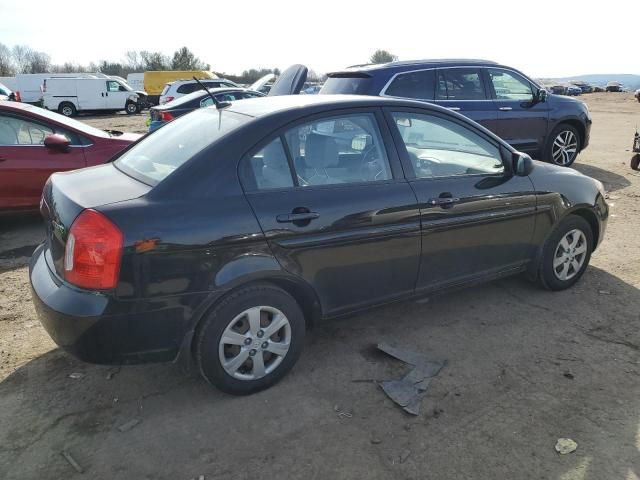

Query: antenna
[192,76,230,109]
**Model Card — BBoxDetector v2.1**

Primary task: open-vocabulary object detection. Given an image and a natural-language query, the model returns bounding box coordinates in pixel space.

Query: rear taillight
[162,96,174,104]
[15,91,22,102]
[160,111,174,121]
[64,209,123,290]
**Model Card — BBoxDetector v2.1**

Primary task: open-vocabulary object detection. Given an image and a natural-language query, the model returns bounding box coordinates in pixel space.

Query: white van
[43,77,143,116]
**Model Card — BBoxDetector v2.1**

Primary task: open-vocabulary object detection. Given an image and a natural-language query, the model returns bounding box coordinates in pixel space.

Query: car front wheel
[196,284,305,395]
[125,102,138,114]
[538,215,593,291]
[546,124,581,167]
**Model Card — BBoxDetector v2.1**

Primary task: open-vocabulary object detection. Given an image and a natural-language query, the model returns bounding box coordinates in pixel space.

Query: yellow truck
[143,71,217,104]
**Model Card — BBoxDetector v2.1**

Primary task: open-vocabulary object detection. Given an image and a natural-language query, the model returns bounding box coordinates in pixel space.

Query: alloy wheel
[553,229,587,281]
[62,106,73,116]
[218,306,291,380]
[552,130,578,166]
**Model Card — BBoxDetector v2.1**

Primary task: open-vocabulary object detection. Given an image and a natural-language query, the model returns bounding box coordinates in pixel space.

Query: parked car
[0,101,140,214]
[159,79,239,105]
[0,82,15,101]
[566,85,582,96]
[138,70,216,105]
[634,89,640,102]
[43,77,146,116]
[30,93,608,395]
[593,86,606,92]
[149,87,264,131]
[606,81,623,92]
[320,59,592,166]
[569,81,593,93]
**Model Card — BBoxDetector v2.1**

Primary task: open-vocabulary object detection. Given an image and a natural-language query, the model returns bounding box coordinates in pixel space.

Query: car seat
[303,133,343,185]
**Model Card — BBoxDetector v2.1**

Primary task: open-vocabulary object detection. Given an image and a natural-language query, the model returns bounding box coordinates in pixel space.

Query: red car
[0,101,141,214]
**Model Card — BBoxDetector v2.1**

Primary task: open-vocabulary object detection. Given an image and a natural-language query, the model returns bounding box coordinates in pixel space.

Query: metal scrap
[377,343,446,416]
[61,450,84,473]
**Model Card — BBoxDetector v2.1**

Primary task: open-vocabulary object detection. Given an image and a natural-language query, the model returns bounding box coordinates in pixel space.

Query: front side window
[392,112,503,178]
[0,114,53,145]
[488,69,533,101]
[285,113,392,186]
[385,70,435,100]
[436,68,487,100]
[106,81,120,93]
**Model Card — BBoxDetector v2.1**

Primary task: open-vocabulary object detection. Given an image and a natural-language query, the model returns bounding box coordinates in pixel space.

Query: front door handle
[499,106,513,111]
[276,212,320,223]
[428,197,460,206]
[448,107,461,111]
[0,156,6,162]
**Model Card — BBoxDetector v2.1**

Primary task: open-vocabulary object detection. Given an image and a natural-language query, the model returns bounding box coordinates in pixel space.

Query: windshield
[24,104,109,137]
[321,76,372,95]
[115,108,251,185]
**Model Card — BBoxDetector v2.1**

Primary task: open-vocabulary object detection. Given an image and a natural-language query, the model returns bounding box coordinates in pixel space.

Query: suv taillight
[64,209,123,290]
[162,96,174,104]
[160,111,174,121]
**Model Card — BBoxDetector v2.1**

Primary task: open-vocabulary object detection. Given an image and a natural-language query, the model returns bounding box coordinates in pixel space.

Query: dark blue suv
[320,59,591,166]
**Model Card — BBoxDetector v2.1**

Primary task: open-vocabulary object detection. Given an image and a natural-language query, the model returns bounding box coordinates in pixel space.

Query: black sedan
[30,95,608,395]
[148,87,264,131]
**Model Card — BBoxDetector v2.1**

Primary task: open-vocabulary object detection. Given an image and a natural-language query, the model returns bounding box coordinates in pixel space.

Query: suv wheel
[196,284,305,395]
[546,124,580,167]
[538,215,593,291]
[58,102,76,117]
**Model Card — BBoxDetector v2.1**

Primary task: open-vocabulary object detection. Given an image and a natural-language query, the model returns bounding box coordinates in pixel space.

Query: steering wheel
[359,145,385,180]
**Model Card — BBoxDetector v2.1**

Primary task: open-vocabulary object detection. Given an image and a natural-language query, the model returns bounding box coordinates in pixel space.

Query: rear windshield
[115,108,251,185]
[320,76,373,95]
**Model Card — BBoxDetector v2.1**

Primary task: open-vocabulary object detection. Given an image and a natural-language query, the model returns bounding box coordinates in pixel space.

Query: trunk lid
[40,163,150,277]
[267,64,307,96]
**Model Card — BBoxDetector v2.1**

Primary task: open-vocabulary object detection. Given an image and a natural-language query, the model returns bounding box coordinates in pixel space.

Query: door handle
[101,92,104,97]
[499,106,513,111]
[427,197,460,206]
[0,155,6,162]
[448,107,461,111]
[276,212,320,223]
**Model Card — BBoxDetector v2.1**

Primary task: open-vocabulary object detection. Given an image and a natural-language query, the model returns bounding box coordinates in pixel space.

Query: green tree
[369,49,397,64]
[170,47,209,70]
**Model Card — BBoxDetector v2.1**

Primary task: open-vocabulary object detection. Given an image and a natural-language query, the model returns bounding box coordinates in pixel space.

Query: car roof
[332,58,500,74]
[225,94,443,118]
[0,100,36,113]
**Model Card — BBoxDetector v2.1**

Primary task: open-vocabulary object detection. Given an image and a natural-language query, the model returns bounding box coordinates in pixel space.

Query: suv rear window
[384,70,435,100]
[115,108,250,185]
[321,76,373,95]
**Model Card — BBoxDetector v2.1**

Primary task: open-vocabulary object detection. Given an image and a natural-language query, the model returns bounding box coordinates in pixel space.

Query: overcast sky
[1,0,636,78]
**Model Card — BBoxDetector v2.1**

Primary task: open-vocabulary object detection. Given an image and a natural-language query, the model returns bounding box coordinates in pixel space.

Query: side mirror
[536,89,548,103]
[44,134,71,151]
[514,152,534,176]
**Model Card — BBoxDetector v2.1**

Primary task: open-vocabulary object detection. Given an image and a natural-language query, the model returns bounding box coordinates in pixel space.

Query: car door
[433,67,498,133]
[384,108,537,291]
[240,109,422,315]
[486,68,549,156]
[105,80,127,110]
[0,113,86,211]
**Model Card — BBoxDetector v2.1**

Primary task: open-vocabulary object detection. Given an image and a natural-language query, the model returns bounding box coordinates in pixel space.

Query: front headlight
[128,94,139,102]
[594,179,607,198]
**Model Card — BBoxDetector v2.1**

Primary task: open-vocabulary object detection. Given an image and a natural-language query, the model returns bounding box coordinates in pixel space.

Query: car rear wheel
[631,154,640,171]
[546,124,580,167]
[58,102,76,117]
[196,284,305,395]
[538,215,593,291]
[125,102,138,114]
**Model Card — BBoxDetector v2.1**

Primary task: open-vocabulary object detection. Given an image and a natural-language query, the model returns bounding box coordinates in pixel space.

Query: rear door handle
[448,107,461,111]
[276,212,320,223]
[0,156,6,162]
[499,106,513,111]
[428,197,460,206]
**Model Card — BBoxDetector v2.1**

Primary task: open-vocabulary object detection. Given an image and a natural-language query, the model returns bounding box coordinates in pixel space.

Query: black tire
[631,154,640,171]
[544,124,581,167]
[538,215,593,291]
[125,102,138,115]
[196,283,305,395]
[58,102,76,117]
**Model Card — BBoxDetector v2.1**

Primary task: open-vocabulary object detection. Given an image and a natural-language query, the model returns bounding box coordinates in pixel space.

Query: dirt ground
[1,93,639,480]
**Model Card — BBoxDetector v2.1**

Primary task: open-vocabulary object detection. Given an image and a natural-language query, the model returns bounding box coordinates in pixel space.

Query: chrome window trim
[380,65,538,101]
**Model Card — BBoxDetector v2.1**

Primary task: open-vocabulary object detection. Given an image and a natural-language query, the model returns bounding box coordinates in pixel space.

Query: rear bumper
[29,245,191,364]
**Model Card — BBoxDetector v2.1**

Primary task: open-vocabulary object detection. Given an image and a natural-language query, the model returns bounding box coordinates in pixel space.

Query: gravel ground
[0,93,639,480]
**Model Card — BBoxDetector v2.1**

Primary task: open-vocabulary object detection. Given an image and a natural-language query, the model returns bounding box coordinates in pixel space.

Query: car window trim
[238,107,407,194]
[381,106,511,181]
[380,65,540,102]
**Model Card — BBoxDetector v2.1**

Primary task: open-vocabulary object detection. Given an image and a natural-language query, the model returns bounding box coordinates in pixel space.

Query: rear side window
[320,76,373,95]
[385,70,435,100]
[436,68,487,100]
[247,138,294,190]
[115,108,250,185]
